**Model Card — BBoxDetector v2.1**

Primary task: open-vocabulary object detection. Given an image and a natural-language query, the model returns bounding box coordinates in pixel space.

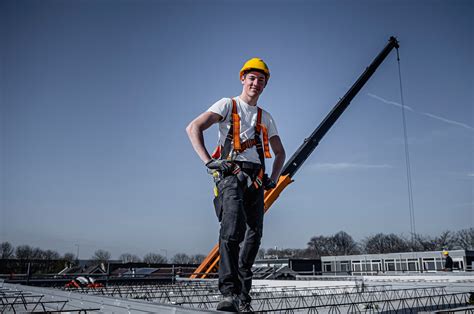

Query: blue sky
[1,0,472,259]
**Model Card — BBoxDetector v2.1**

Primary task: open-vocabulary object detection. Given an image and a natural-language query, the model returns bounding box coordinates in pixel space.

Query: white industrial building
[321,249,474,275]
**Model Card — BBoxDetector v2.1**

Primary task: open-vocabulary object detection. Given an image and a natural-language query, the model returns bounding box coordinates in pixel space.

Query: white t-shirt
[207,96,278,164]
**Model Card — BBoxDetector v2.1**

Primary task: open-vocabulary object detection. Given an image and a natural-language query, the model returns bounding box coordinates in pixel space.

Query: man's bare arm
[269,135,286,182]
[186,111,222,164]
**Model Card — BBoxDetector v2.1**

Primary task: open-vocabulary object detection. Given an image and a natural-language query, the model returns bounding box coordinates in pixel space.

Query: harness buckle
[232,164,241,174]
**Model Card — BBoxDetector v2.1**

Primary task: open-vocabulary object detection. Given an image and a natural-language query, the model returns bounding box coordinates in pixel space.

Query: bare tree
[1,242,14,259]
[43,250,61,260]
[264,247,305,258]
[404,230,456,252]
[15,245,34,260]
[410,234,436,251]
[257,248,266,260]
[306,231,360,257]
[454,228,474,250]
[435,231,454,250]
[265,248,280,258]
[119,253,141,263]
[290,249,308,258]
[143,253,167,264]
[172,253,192,264]
[31,247,46,259]
[63,252,76,263]
[190,254,205,264]
[92,249,111,263]
[13,245,53,260]
[307,235,333,257]
[363,233,409,254]
[331,231,360,255]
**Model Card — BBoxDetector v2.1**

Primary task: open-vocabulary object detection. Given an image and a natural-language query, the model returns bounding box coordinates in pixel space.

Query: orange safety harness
[211,98,271,189]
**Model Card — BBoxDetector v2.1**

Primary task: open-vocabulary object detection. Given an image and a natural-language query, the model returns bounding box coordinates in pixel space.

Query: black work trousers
[215,168,264,303]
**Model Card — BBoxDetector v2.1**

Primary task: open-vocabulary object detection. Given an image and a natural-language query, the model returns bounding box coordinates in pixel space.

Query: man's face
[241,71,267,97]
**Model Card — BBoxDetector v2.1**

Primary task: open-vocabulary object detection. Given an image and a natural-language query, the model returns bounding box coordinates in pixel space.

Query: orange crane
[191,36,400,279]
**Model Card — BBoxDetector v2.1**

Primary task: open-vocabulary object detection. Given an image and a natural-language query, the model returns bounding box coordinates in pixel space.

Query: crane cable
[396,47,416,242]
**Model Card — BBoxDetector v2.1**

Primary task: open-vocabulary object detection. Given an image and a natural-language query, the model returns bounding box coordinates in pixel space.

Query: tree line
[0,243,205,265]
[258,228,474,259]
[2,228,472,264]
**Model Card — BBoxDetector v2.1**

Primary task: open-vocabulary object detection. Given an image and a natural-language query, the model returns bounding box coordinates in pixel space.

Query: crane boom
[191,36,400,279]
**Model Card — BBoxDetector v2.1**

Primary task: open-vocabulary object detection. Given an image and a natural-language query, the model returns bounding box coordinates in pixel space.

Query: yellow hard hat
[442,250,449,256]
[239,58,270,80]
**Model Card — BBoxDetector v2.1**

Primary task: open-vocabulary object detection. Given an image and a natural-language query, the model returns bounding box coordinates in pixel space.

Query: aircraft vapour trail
[367,93,473,131]
[367,93,415,111]
[311,162,392,171]
[421,112,474,131]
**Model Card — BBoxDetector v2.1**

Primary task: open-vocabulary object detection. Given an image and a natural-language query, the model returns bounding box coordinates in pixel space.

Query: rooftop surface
[2,274,473,313]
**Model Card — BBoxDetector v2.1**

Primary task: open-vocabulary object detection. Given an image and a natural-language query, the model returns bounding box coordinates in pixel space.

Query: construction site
[2,35,474,313]
[2,271,474,313]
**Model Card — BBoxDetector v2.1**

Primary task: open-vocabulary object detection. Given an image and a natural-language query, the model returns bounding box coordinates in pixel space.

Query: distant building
[253,258,322,279]
[122,267,158,277]
[321,250,474,275]
[58,262,108,276]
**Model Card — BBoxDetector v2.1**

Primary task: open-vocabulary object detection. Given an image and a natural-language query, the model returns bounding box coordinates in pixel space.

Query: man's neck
[239,93,259,106]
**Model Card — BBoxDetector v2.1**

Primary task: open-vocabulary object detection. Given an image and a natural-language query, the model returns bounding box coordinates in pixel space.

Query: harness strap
[217,98,271,162]
[256,107,262,134]
[219,99,236,160]
[253,168,264,189]
[261,124,271,158]
[231,99,241,151]
[211,98,273,190]
[239,138,257,151]
[255,107,271,158]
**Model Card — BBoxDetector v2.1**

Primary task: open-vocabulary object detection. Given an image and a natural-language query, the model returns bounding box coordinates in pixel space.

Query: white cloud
[310,162,392,171]
[367,93,473,131]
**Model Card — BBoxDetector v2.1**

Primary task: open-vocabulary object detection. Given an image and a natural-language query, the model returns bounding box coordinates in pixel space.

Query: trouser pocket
[213,174,241,222]
[213,192,223,222]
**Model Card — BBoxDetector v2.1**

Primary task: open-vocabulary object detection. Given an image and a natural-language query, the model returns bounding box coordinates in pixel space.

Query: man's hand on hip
[206,159,233,173]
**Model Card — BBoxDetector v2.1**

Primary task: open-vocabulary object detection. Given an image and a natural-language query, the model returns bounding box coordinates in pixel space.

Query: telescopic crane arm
[191,36,400,279]
[282,36,399,178]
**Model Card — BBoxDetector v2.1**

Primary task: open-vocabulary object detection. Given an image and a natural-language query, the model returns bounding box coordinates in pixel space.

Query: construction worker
[442,250,453,271]
[186,58,285,312]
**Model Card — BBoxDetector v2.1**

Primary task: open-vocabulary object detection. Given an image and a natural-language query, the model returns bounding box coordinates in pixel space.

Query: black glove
[263,174,277,190]
[206,159,233,173]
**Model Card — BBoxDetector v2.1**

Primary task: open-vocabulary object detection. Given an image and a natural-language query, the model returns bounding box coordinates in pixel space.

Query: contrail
[421,112,474,131]
[367,93,473,131]
[311,162,392,171]
[367,93,415,111]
